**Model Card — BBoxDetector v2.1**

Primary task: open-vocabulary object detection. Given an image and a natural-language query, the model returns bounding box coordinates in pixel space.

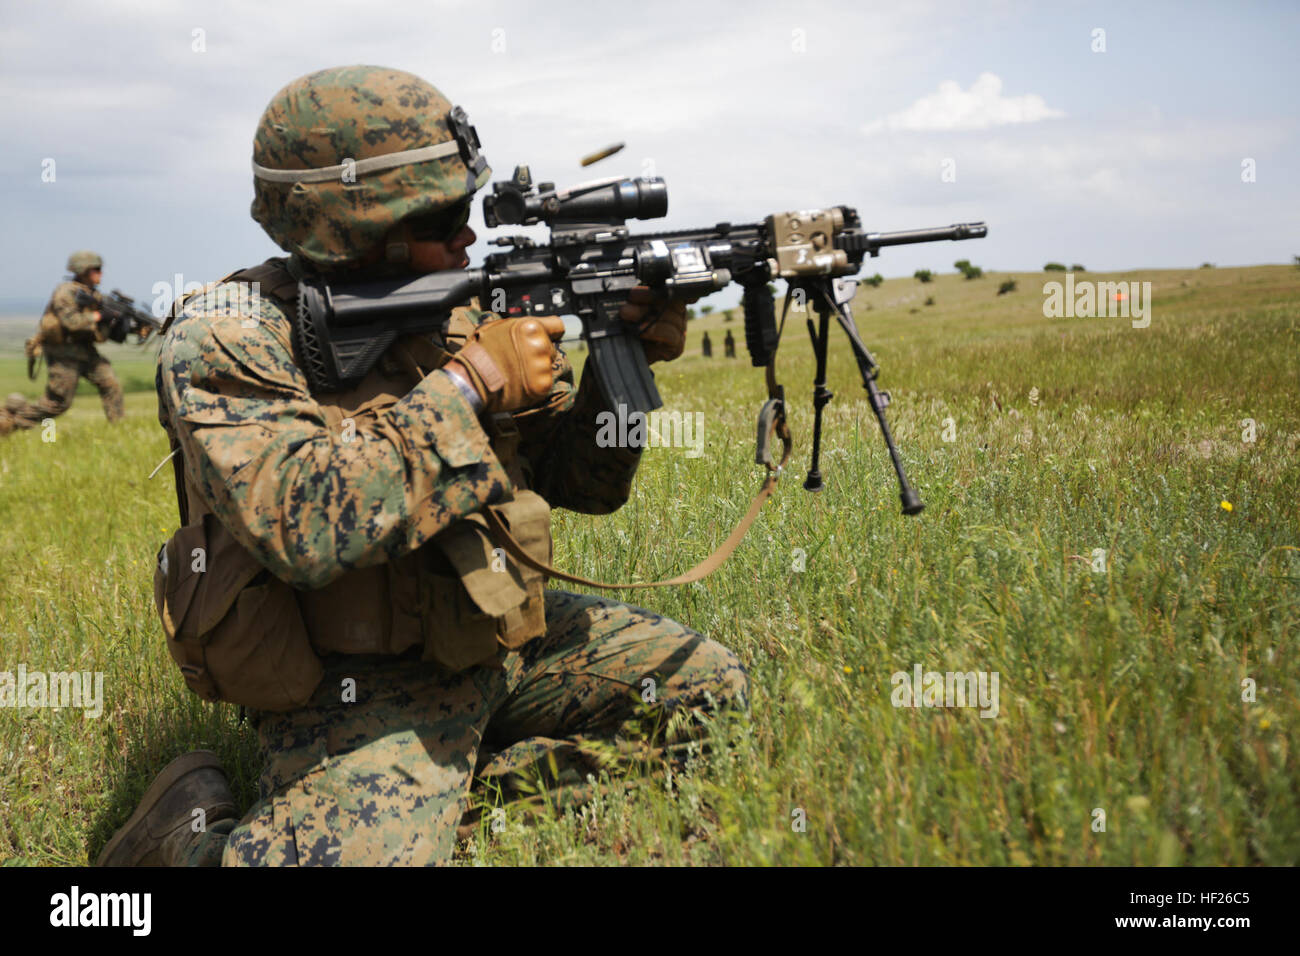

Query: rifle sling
[484,359,792,590]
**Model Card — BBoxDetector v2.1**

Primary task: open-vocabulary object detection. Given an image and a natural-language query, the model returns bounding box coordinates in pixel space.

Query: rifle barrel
[862,222,987,248]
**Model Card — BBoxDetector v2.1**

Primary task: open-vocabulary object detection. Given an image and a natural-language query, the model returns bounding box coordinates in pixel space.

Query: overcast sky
[1,0,1296,314]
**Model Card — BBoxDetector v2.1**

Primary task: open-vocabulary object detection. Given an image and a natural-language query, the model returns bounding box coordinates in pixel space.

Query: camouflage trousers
[8,350,124,428]
[0,394,26,436]
[184,590,748,866]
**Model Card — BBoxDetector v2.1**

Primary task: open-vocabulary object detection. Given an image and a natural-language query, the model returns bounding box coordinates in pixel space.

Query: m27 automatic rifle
[77,289,162,343]
[285,107,988,586]
[294,164,986,521]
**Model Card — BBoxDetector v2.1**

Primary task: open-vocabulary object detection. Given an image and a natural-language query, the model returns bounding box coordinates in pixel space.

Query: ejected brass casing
[580,143,626,167]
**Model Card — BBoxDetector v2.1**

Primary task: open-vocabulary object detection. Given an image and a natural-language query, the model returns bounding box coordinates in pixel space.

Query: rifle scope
[483,168,667,228]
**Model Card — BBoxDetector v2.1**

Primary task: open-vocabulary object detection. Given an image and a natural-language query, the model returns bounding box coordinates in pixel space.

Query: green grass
[0,339,160,401]
[2,265,1297,865]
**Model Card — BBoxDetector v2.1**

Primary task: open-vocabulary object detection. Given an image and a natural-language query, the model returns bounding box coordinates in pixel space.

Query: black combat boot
[96,751,237,866]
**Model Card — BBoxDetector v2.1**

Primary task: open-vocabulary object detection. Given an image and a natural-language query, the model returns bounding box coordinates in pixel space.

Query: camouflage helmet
[250,65,491,268]
[67,250,103,274]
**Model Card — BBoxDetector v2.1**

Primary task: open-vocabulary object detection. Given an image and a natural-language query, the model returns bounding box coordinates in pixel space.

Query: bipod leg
[818,281,924,515]
[803,279,834,492]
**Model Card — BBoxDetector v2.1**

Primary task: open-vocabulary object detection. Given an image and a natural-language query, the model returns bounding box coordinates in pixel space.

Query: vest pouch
[24,337,41,380]
[300,558,424,658]
[485,491,551,650]
[426,490,552,671]
[421,570,502,673]
[153,513,324,711]
[38,312,64,347]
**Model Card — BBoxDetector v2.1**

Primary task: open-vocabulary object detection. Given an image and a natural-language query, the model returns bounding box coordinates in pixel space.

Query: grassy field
[1,264,1297,866]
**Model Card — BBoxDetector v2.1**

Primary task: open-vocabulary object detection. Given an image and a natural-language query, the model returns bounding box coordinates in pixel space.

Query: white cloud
[0,1,1295,300]
[862,72,1064,134]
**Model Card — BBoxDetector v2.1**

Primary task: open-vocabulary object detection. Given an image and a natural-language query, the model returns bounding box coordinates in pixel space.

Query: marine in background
[3,251,125,434]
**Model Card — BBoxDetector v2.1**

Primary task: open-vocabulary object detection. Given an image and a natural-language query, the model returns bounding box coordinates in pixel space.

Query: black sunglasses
[407,200,473,243]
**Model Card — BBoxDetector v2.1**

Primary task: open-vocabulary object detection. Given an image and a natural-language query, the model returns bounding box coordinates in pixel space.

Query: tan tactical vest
[35,310,64,347]
[155,261,553,711]
[28,282,98,363]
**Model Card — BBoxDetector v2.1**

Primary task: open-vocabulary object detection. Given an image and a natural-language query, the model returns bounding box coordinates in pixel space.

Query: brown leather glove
[446,315,566,413]
[619,286,699,364]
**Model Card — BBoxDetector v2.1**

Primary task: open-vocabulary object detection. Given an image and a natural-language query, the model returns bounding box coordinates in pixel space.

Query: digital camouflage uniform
[157,266,748,866]
[123,64,747,867]
[0,394,26,436]
[8,278,124,429]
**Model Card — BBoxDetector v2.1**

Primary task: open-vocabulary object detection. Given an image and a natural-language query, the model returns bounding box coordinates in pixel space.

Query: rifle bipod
[795,277,924,515]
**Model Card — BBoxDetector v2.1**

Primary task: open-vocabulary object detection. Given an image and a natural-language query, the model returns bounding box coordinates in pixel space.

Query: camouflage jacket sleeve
[51,282,100,336]
[157,283,513,590]
[511,342,643,514]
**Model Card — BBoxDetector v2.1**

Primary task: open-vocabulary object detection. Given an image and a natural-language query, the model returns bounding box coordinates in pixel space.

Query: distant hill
[0,314,37,353]
[0,297,46,316]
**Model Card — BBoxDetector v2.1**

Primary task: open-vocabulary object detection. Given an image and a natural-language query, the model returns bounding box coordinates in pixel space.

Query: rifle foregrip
[742,283,778,367]
[588,333,662,420]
